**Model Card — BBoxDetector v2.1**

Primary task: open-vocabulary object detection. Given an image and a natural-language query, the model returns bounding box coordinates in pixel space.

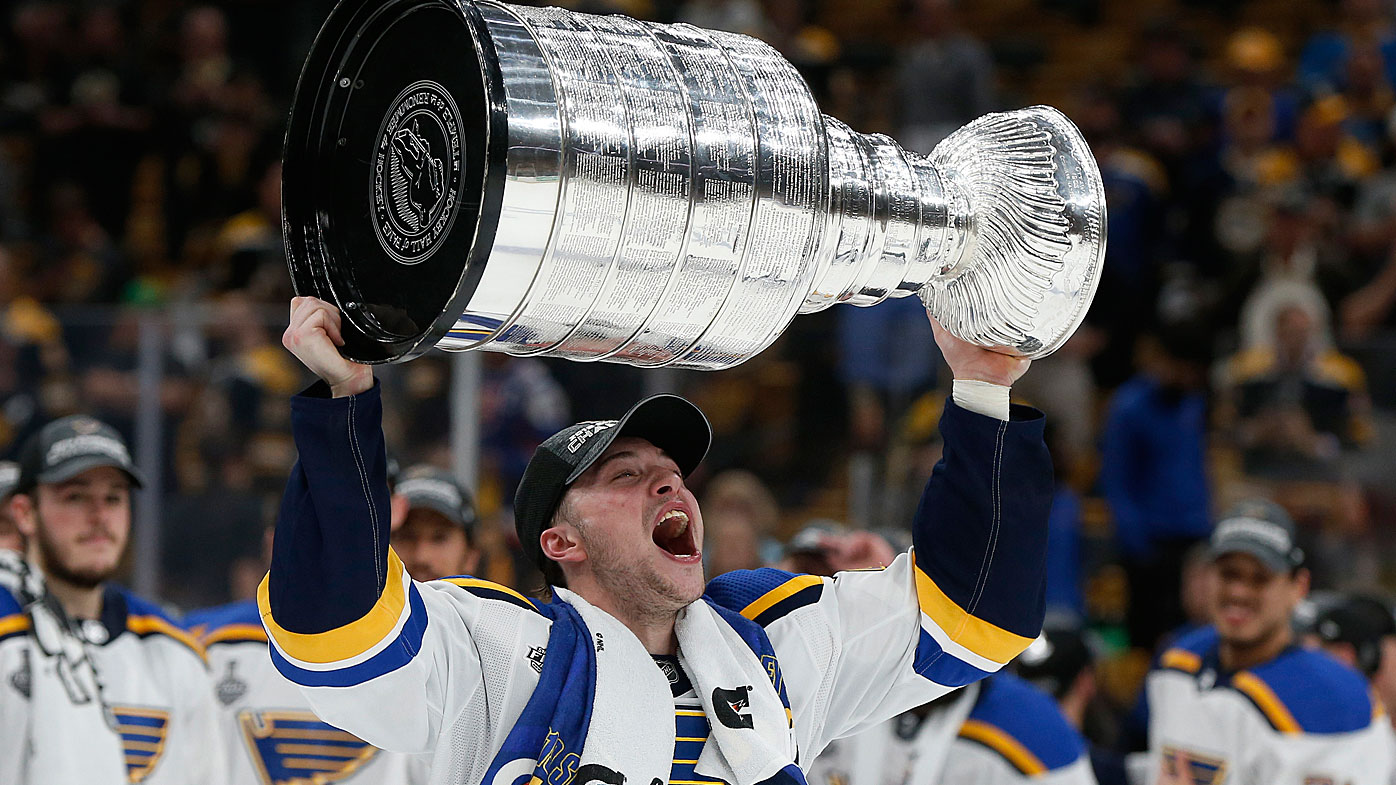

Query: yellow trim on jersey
[1373,688,1386,721]
[958,719,1047,776]
[200,623,268,647]
[913,568,1033,665]
[1232,671,1301,733]
[676,709,706,717]
[739,575,823,621]
[0,613,31,637]
[257,548,408,664]
[127,615,207,663]
[1160,648,1202,674]
[441,577,536,607]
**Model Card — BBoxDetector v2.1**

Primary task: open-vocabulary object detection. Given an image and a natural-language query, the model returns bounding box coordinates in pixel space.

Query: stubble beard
[579,525,699,626]
[34,511,117,590]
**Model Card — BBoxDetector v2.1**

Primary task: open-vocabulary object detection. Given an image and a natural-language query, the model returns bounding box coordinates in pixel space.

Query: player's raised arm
[259,297,501,754]
[705,316,1051,757]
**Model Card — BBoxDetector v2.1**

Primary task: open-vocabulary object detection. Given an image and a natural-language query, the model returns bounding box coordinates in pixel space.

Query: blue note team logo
[112,706,170,783]
[371,80,463,265]
[239,710,378,785]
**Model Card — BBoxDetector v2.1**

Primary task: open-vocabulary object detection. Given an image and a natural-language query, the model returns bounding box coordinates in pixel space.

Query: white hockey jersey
[1145,626,1392,785]
[261,380,1055,785]
[0,582,227,785]
[808,674,1097,785]
[186,599,419,785]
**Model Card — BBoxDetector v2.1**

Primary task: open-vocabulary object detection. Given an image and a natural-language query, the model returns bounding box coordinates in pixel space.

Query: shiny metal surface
[301,0,1106,367]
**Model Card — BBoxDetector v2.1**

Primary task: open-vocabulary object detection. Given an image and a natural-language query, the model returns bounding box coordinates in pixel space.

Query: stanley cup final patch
[371,80,464,265]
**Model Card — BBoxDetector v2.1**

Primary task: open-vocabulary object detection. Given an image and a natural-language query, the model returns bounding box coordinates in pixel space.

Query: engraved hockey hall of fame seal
[371,79,464,265]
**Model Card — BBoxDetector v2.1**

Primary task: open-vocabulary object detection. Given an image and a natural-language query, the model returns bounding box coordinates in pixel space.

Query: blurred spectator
[1121,21,1212,180]
[701,469,780,573]
[0,245,73,455]
[893,0,996,153]
[1100,322,1213,651]
[479,353,570,504]
[1219,299,1371,481]
[1298,0,1396,96]
[1045,426,1087,625]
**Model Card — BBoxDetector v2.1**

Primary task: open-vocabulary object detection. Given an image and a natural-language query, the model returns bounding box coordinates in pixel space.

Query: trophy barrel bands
[284,0,1106,367]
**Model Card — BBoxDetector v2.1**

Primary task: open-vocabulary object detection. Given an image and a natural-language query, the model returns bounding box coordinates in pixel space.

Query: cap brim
[1209,540,1290,573]
[563,394,712,485]
[37,456,146,489]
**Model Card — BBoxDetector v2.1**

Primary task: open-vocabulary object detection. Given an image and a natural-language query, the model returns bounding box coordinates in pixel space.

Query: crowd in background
[7,0,1396,762]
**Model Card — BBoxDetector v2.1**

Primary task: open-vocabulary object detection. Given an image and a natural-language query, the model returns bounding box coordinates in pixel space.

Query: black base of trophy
[283,0,506,363]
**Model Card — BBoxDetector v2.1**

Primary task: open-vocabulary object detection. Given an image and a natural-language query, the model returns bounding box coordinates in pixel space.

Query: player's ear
[9,494,37,539]
[1292,567,1312,598]
[540,525,585,566]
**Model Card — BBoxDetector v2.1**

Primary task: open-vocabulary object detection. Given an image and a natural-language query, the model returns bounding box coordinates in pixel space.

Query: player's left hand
[928,312,1031,387]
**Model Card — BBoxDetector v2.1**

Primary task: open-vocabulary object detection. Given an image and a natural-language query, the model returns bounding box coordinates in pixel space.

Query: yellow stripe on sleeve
[200,623,269,647]
[1232,671,1301,734]
[127,615,207,663]
[0,613,31,638]
[913,568,1033,665]
[441,577,536,607]
[1160,648,1202,674]
[739,575,823,622]
[257,548,409,664]
[958,719,1047,776]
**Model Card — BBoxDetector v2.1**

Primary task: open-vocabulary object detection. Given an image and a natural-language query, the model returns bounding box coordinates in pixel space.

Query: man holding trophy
[263,0,1107,783]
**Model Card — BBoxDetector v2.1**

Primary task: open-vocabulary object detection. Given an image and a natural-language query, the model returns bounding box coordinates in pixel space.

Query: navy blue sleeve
[911,400,1052,645]
[267,380,392,634]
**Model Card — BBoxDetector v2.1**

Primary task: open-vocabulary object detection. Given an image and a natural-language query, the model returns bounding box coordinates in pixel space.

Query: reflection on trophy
[283,0,1107,369]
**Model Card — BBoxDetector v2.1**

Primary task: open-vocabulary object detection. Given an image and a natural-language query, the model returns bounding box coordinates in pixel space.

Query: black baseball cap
[1209,499,1303,573]
[1013,626,1094,699]
[1313,594,1396,677]
[395,465,477,533]
[16,415,146,493]
[513,394,711,571]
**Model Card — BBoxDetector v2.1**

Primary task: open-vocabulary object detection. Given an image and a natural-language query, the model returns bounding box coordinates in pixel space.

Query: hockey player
[390,465,480,582]
[185,528,415,785]
[1144,500,1392,785]
[808,638,1096,785]
[264,296,1053,785]
[0,416,226,784]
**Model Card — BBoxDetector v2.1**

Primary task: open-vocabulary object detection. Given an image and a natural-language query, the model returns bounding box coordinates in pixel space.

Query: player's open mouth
[653,507,700,562]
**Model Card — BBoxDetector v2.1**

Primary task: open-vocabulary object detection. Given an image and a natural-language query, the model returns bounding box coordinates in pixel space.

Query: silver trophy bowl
[283,0,1106,368]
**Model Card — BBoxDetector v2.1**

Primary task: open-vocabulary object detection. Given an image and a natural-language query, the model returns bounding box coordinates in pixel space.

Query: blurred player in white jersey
[1144,500,1391,785]
[0,415,226,784]
[186,525,415,785]
[1309,594,1396,785]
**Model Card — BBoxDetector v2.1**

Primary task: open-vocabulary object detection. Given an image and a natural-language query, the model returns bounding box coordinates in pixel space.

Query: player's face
[1210,552,1305,649]
[392,510,477,581]
[562,437,705,611]
[21,467,131,588]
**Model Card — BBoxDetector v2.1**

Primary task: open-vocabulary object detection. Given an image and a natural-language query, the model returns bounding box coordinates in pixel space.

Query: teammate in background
[1015,627,1127,785]
[1144,500,1392,785]
[0,416,226,784]
[1308,592,1396,782]
[390,464,480,582]
[267,296,1052,785]
[0,461,22,552]
[185,533,415,785]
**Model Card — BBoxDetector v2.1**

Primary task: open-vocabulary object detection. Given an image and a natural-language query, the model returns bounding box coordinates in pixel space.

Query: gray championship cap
[0,461,19,500]
[395,465,477,533]
[513,394,711,571]
[16,415,146,494]
[1209,499,1303,573]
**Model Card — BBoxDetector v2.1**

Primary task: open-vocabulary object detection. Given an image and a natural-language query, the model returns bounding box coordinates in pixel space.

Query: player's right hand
[283,296,374,397]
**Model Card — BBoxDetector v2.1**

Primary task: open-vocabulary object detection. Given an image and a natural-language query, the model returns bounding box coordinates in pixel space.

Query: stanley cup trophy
[283,0,1107,369]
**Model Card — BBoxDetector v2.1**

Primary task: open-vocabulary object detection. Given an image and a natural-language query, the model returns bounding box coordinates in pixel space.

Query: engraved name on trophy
[283,0,1107,368]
